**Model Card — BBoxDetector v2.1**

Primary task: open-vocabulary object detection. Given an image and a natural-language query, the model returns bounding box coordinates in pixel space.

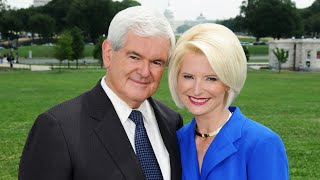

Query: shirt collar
[100,77,153,125]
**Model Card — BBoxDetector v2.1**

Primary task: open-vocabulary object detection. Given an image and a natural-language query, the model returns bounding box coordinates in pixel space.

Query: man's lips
[130,78,150,85]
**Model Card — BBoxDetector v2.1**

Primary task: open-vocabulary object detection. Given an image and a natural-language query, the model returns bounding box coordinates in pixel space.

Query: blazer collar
[202,106,246,178]
[182,107,246,179]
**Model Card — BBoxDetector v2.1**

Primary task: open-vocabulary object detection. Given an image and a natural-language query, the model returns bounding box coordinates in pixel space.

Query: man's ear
[102,39,112,68]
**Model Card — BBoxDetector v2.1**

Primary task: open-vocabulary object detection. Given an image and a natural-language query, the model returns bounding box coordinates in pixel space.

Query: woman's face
[177,53,229,118]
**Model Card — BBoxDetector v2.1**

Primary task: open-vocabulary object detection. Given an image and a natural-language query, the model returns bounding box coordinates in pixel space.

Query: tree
[40,0,73,33]
[67,0,140,42]
[216,16,246,33]
[241,0,303,41]
[70,27,85,69]
[272,47,288,73]
[0,10,23,47]
[242,45,250,61]
[0,0,7,11]
[93,35,106,68]
[300,0,320,36]
[28,13,55,43]
[66,0,114,42]
[176,24,192,34]
[54,31,73,71]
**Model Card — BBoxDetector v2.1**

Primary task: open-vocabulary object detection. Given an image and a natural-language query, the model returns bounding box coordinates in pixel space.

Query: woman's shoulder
[176,119,195,141]
[239,117,285,151]
[243,118,280,138]
[230,107,281,140]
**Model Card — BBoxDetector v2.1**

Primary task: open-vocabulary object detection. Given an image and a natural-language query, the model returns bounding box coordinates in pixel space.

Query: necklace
[194,125,221,138]
[194,112,232,138]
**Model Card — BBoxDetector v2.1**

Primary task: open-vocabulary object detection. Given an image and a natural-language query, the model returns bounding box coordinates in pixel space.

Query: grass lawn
[0,45,95,59]
[0,44,268,61]
[247,45,269,56]
[1,69,319,179]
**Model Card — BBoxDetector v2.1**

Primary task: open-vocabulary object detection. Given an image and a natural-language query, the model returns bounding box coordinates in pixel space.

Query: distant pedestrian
[7,52,14,68]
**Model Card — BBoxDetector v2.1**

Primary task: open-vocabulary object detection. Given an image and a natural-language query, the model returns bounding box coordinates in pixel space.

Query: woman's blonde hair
[168,23,247,109]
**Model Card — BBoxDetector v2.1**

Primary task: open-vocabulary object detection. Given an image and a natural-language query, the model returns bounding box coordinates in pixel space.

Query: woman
[168,23,289,179]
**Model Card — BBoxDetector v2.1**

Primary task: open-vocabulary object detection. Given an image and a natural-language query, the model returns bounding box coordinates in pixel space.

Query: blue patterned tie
[129,110,163,180]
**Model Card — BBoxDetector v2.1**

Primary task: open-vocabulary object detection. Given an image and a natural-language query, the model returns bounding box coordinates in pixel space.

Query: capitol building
[162,0,211,34]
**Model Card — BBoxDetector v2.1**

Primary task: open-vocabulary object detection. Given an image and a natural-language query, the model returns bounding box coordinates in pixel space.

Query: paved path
[18,58,98,64]
[1,56,268,71]
[0,63,51,71]
[250,55,268,60]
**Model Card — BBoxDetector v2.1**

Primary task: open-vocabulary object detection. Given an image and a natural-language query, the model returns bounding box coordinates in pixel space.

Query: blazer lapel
[148,98,181,180]
[180,119,201,180]
[200,107,245,179]
[87,82,145,180]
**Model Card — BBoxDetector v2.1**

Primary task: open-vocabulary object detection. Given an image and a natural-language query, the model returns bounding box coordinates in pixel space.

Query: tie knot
[129,110,144,126]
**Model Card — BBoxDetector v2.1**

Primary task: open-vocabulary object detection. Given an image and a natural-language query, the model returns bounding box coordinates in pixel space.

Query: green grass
[0,44,268,60]
[238,37,270,43]
[1,69,320,179]
[0,45,95,59]
[238,37,269,56]
[247,45,269,56]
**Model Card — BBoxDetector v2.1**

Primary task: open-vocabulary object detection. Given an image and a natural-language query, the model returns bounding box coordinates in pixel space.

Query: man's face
[102,31,171,108]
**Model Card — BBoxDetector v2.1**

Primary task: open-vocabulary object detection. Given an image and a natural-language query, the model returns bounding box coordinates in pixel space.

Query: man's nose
[138,61,151,77]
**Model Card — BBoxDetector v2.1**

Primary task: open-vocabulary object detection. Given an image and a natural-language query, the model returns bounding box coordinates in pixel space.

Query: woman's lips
[189,96,209,105]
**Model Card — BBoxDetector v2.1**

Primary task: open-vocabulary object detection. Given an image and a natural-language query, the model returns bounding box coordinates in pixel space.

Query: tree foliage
[240,0,303,41]
[176,24,192,34]
[66,0,113,42]
[54,31,73,69]
[40,0,73,33]
[0,0,140,47]
[66,0,139,42]
[0,0,8,12]
[70,27,85,68]
[273,47,288,73]
[216,15,246,33]
[93,35,106,68]
[28,13,55,42]
[299,0,320,36]
[242,45,250,61]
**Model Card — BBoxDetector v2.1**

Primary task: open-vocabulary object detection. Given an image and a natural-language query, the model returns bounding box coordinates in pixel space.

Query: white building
[269,38,320,71]
[33,0,52,7]
[164,0,175,32]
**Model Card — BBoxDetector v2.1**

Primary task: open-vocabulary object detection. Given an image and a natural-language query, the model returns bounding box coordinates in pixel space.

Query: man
[19,6,183,180]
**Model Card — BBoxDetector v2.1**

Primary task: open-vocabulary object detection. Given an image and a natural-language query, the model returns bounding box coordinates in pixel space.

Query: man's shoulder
[152,99,177,114]
[46,82,101,116]
[151,98,181,121]
[150,98,183,129]
[47,91,88,115]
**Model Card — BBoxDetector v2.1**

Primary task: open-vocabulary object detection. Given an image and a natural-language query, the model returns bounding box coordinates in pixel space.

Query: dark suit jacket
[19,81,183,180]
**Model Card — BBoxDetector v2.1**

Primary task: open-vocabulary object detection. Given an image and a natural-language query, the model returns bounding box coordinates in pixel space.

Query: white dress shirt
[100,77,171,180]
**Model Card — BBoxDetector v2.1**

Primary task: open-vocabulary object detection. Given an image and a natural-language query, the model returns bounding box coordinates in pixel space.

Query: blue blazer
[177,106,289,180]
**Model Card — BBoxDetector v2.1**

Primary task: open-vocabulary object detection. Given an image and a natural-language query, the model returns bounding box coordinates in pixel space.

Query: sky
[6,0,316,21]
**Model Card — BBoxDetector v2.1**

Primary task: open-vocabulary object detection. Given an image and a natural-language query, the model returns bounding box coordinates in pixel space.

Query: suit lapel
[148,98,181,180]
[200,107,245,179]
[180,119,201,180]
[87,82,145,180]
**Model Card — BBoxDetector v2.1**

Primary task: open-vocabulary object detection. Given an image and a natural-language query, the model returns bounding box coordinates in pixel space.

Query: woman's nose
[192,79,203,95]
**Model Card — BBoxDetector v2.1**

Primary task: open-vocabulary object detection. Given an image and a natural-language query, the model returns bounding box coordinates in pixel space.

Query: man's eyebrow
[127,51,142,57]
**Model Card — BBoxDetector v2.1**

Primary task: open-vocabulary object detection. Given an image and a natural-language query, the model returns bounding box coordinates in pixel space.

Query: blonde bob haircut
[168,23,247,109]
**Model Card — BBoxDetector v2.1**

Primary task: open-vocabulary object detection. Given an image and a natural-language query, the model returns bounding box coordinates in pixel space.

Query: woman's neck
[195,108,230,134]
